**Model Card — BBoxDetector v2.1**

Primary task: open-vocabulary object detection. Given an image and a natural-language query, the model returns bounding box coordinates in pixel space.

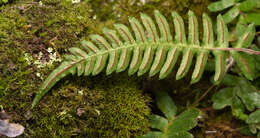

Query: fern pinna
[32,10,258,108]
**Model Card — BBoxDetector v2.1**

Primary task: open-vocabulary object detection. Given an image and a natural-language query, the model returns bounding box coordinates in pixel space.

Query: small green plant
[212,74,260,135]
[0,0,8,5]
[208,0,260,24]
[139,91,200,138]
[32,10,259,108]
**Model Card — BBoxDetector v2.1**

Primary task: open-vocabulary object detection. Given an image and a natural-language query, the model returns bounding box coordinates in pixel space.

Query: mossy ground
[0,0,249,137]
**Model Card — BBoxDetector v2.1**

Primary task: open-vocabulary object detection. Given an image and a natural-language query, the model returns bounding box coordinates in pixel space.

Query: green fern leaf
[140,91,200,138]
[32,10,258,108]
[176,11,198,80]
[213,15,229,83]
[191,13,213,84]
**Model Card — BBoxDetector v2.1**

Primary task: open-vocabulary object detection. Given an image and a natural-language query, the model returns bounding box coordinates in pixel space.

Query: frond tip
[32,10,257,108]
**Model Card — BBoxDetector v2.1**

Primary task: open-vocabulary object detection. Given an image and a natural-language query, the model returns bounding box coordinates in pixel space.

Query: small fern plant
[138,91,200,138]
[208,0,260,24]
[32,10,259,108]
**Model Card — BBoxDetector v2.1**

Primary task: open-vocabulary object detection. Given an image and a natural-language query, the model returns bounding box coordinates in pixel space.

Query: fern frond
[32,10,257,108]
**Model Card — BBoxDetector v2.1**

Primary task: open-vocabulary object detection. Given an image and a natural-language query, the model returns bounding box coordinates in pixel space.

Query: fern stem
[83,43,260,62]
[207,47,260,55]
[190,85,215,108]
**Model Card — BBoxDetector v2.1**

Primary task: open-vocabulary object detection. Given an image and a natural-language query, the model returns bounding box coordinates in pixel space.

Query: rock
[0,120,24,137]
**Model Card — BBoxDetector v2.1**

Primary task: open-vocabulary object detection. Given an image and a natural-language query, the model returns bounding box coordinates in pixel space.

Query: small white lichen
[36,73,41,77]
[36,72,43,80]
[95,109,100,116]
[39,1,43,6]
[71,0,80,4]
[78,90,84,95]
[24,53,33,65]
[93,15,97,20]
[140,0,146,5]
[33,47,62,69]
[23,47,62,77]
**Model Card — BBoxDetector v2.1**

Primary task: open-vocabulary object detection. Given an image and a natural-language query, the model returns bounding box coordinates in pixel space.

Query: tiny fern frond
[32,10,258,108]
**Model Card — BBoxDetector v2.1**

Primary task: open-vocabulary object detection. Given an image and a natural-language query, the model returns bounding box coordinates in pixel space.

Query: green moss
[27,73,150,137]
[0,0,213,137]
[84,74,151,137]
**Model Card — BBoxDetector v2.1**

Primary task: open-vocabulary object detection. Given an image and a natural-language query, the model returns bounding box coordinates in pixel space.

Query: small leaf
[247,110,260,124]
[191,51,209,84]
[154,10,172,42]
[236,87,255,111]
[114,24,135,44]
[213,15,228,83]
[138,46,155,76]
[248,123,260,134]
[176,49,195,80]
[90,35,112,50]
[155,91,177,120]
[141,13,159,42]
[248,92,260,108]
[168,118,197,135]
[149,115,168,131]
[172,12,186,44]
[116,48,132,72]
[159,47,180,79]
[208,0,235,12]
[174,108,200,121]
[106,51,119,75]
[221,74,240,86]
[149,47,167,77]
[239,0,259,12]
[223,6,240,23]
[167,109,199,133]
[92,54,108,75]
[231,52,256,80]
[81,41,99,54]
[234,23,255,48]
[245,13,260,25]
[234,21,248,40]
[128,46,144,75]
[212,87,235,109]
[102,28,122,47]
[231,96,247,121]
[129,17,146,43]
[84,57,95,76]
[187,11,199,45]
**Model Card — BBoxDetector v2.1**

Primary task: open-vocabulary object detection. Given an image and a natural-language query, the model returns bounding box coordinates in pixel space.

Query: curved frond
[32,10,257,108]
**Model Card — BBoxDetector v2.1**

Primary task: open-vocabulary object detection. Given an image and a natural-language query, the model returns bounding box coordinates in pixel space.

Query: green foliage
[32,9,258,108]
[247,110,260,134]
[208,0,260,25]
[212,74,260,134]
[0,0,8,5]
[139,91,200,138]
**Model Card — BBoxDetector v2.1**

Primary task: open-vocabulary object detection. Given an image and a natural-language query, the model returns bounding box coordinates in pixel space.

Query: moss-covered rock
[0,0,213,137]
[0,1,152,137]
[25,73,150,137]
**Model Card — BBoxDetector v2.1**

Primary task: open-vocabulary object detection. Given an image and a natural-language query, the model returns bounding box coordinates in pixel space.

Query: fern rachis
[32,10,259,108]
